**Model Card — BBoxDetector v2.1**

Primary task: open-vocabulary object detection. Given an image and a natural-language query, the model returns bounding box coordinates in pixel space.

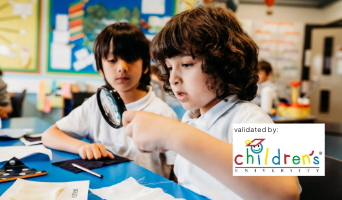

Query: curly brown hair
[151,5,259,101]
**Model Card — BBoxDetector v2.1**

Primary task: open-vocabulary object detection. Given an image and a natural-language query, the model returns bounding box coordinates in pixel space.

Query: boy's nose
[118,59,128,72]
[169,71,182,86]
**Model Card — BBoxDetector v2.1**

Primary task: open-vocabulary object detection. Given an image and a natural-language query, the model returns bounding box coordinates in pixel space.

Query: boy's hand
[78,143,115,160]
[0,107,8,119]
[123,110,179,153]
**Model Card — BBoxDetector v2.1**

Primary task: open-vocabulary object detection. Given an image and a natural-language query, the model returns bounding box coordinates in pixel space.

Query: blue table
[0,118,208,199]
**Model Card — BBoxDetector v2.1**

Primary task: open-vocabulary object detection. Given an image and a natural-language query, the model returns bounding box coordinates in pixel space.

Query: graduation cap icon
[245,139,265,147]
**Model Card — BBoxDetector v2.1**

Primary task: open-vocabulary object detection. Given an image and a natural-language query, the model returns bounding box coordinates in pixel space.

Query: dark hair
[94,22,151,92]
[258,61,273,75]
[151,6,259,101]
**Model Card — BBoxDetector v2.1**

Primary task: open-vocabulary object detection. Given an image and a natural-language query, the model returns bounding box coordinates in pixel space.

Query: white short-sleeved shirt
[174,94,274,200]
[251,80,279,107]
[56,86,178,178]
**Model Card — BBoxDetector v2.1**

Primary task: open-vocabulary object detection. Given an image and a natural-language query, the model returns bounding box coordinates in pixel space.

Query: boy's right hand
[78,143,115,160]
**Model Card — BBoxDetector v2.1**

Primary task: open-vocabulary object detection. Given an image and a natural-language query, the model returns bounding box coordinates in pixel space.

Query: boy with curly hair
[122,6,300,200]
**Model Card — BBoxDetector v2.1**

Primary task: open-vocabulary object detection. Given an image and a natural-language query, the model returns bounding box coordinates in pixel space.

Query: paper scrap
[0,129,33,139]
[36,98,45,111]
[142,0,165,14]
[75,48,89,60]
[50,96,64,108]
[51,44,71,70]
[73,59,88,71]
[304,49,311,67]
[84,53,95,66]
[0,145,52,163]
[337,59,342,75]
[53,30,70,45]
[20,133,43,146]
[0,44,16,58]
[10,182,66,200]
[90,177,183,200]
[45,81,52,95]
[77,82,87,93]
[61,82,71,99]
[56,14,69,31]
[12,3,33,16]
[0,179,89,200]
[43,98,51,113]
[38,81,46,99]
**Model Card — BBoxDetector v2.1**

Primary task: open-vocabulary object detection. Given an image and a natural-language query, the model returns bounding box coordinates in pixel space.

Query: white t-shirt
[251,80,279,108]
[56,86,178,178]
[174,94,274,200]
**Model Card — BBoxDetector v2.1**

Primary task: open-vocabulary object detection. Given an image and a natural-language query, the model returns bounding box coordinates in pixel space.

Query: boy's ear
[98,70,103,76]
[143,67,149,74]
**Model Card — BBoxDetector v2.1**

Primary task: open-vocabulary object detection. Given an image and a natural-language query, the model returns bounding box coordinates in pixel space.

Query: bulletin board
[0,0,40,73]
[47,0,176,75]
[253,21,304,81]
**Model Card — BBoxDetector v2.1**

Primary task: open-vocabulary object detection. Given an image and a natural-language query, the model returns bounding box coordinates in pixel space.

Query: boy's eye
[108,59,117,63]
[182,63,193,68]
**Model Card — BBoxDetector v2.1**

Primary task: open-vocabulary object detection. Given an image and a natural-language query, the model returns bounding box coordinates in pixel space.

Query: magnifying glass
[96,85,127,128]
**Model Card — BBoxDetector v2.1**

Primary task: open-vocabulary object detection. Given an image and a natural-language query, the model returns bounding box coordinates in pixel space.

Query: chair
[298,156,342,200]
[71,92,94,110]
[9,89,26,118]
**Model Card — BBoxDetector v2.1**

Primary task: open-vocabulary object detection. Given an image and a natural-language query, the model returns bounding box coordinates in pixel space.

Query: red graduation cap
[246,138,265,147]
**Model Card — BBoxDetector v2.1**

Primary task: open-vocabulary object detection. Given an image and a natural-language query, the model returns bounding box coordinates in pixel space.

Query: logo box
[233,124,325,176]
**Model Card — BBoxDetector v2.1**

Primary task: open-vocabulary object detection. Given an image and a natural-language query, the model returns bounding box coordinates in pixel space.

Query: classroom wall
[2,0,105,94]
[235,4,323,24]
[322,0,342,24]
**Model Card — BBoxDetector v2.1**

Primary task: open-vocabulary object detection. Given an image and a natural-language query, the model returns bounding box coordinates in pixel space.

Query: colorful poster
[0,0,40,73]
[47,0,176,75]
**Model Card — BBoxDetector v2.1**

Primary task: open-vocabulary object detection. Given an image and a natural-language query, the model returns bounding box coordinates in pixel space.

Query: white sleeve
[240,107,274,124]
[165,150,177,165]
[168,112,178,121]
[56,96,95,139]
[164,112,178,165]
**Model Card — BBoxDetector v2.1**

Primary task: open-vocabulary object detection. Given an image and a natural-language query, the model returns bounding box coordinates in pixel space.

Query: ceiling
[239,0,339,8]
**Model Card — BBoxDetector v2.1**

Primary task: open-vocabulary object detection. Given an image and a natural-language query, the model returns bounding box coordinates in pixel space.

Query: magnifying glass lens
[97,86,126,129]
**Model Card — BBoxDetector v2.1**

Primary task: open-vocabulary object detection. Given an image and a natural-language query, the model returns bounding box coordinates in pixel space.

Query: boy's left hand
[123,111,180,153]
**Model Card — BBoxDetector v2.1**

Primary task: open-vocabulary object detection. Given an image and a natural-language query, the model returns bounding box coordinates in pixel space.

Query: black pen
[72,163,103,178]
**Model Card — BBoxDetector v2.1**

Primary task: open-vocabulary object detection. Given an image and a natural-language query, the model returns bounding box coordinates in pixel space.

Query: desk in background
[0,117,208,200]
[270,115,316,123]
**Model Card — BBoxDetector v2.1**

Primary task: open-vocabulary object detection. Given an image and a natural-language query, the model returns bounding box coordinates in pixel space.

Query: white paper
[75,48,89,60]
[0,145,52,163]
[0,129,33,138]
[0,44,16,58]
[262,23,277,34]
[0,179,89,200]
[336,45,342,58]
[73,59,88,71]
[90,177,184,200]
[19,133,43,146]
[53,30,70,45]
[51,44,72,70]
[84,53,95,66]
[239,19,253,37]
[142,0,165,14]
[12,3,33,16]
[304,49,311,67]
[56,14,69,31]
[337,59,342,75]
